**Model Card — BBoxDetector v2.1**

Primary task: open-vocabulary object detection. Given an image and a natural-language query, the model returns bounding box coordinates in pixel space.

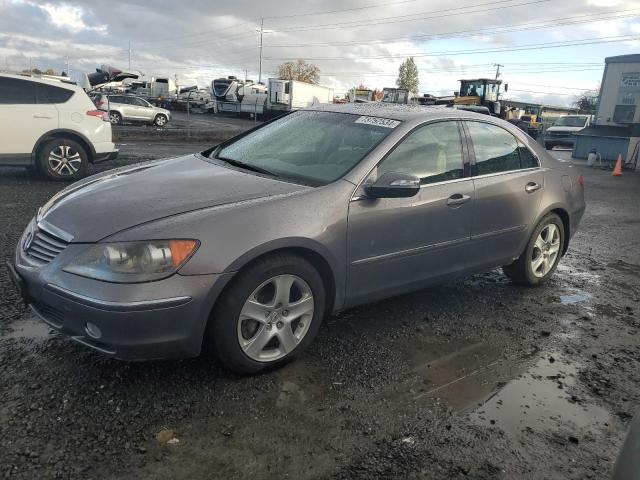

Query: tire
[153,114,168,127]
[108,111,122,125]
[206,254,326,374]
[36,138,88,181]
[544,142,554,150]
[503,213,565,286]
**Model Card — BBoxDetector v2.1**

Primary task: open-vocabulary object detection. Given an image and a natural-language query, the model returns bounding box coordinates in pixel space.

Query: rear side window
[37,83,74,104]
[378,121,464,185]
[0,77,37,104]
[518,142,539,169]
[466,121,521,175]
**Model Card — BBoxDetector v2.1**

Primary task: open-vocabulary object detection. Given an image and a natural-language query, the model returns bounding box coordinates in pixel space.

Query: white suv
[0,73,118,181]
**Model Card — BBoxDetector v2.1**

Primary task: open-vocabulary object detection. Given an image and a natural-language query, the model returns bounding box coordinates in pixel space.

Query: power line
[271,0,552,33]
[263,34,640,61]
[263,0,417,20]
[262,9,639,48]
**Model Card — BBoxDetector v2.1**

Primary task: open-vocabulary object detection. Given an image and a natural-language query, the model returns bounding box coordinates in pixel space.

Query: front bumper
[544,134,577,146]
[93,149,119,163]
[10,239,233,360]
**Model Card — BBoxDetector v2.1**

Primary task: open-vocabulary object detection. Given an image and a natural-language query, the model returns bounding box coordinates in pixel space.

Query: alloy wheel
[531,223,561,278]
[155,115,167,126]
[109,112,120,124]
[237,274,314,362]
[47,145,82,177]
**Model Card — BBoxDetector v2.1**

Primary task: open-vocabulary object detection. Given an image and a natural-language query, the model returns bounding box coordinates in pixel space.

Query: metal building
[573,54,640,168]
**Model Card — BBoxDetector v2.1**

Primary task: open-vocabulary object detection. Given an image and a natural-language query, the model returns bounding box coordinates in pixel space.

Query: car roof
[304,102,491,123]
[0,72,78,90]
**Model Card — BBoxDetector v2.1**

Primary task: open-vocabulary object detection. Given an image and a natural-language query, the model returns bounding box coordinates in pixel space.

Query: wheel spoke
[240,299,270,323]
[532,255,544,272]
[277,324,298,354]
[549,243,560,254]
[49,152,63,161]
[273,275,294,307]
[534,235,545,251]
[243,326,273,358]
[286,295,314,321]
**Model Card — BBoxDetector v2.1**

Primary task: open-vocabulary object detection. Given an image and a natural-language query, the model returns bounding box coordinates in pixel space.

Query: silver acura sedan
[8,104,585,374]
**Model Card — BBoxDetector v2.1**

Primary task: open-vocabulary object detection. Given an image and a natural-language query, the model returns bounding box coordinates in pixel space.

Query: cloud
[0,0,636,104]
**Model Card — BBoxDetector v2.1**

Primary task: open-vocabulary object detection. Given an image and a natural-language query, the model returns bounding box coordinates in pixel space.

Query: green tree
[396,57,419,94]
[277,59,320,84]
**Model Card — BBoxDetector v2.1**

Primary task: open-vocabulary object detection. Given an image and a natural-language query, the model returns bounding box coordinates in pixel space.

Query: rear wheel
[206,254,326,374]
[37,138,88,181]
[503,213,564,286]
[544,142,555,150]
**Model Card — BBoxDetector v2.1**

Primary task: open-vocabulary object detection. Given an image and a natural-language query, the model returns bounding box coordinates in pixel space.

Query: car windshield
[553,116,588,127]
[213,110,398,185]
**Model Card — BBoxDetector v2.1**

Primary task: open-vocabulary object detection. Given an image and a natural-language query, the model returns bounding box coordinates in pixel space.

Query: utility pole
[128,41,131,70]
[258,18,264,84]
[65,55,70,75]
[494,63,504,80]
[245,69,248,82]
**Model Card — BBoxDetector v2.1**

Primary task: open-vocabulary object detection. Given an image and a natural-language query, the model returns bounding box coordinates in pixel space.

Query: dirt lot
[0,147,639,479]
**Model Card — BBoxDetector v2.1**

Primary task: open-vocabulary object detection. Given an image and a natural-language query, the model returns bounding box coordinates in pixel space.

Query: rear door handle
[447,193,471,207]
[525,182,542,193]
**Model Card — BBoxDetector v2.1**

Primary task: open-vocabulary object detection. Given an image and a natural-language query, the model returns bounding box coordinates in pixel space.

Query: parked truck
[266,79,334,117]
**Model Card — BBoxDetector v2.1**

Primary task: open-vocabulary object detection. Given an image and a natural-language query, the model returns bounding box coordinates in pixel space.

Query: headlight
[63,240,199,283]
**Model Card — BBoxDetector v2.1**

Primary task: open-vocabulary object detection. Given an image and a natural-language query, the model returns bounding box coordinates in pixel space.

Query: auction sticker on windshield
[355,116,401,129]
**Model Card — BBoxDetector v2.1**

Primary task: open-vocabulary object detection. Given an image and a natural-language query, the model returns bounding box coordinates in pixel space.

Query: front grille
[25,228,69,264]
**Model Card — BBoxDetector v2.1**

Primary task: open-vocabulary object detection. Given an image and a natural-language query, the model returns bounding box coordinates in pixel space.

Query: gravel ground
[0,147,639,479]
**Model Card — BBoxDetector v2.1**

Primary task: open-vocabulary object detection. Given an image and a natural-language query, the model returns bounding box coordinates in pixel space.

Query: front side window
[215,111,397,185]
[0,77,37,104]
[377,121,464,185]
[466,121,521,175]
[132,97,149,107]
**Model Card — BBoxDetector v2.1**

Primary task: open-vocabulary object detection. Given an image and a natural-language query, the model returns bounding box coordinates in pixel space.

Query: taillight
[577,174,585,188]
[87,110,108,122]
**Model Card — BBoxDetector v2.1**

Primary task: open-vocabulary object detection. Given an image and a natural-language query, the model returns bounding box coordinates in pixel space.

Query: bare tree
[277,59,321,84]
[574,86,599,114]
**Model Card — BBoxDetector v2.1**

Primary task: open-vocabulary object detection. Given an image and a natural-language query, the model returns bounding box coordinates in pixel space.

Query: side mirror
[364,172,420,199]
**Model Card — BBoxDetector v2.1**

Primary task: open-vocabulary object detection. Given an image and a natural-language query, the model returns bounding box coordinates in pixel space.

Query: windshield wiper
[216,156,277,177]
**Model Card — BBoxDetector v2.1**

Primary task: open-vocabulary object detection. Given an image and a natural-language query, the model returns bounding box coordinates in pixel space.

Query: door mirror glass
[364,172,420,198]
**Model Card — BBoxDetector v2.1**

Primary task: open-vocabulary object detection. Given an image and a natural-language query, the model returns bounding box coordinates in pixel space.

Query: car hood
[546,126,585,133]
[39,154,309,242]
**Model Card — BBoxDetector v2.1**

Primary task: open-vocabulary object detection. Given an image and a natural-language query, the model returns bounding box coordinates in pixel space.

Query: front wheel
[206,254,326,374]
[153,114,168,127]
[503,213,564,286]
[37,138,88,181]
[544,142,554,150]
[108,111,122,125]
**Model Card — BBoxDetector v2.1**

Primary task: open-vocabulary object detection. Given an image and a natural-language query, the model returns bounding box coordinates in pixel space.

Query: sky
[0,0,639,106]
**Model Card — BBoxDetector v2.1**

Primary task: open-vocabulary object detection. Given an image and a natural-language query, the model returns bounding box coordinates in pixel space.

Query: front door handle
[447,193,471,207]
[33,115,53,119]
[525,182,542,193]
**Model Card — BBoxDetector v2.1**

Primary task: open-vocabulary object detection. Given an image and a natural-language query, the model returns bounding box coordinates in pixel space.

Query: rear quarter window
[517,142,540,169]
[37,84,74,104]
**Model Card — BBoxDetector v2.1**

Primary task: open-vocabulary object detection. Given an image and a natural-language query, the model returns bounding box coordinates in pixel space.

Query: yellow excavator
[436,78,506,117]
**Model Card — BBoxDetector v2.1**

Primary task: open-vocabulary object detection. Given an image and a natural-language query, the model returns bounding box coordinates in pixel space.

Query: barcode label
[355,116,401,129]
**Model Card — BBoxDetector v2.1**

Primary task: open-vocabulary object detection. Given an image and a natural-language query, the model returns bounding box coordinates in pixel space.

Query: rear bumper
[544,134,577,146]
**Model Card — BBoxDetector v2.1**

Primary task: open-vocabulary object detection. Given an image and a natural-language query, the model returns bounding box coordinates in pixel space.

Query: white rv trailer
[212,76,268,116]
[267,79,334,116]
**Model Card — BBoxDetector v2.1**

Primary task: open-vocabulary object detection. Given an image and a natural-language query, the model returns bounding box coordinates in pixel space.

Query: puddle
[2,319,52,340]
[556,264,602,284]
[559,291,592,305]
[470,353,611,438]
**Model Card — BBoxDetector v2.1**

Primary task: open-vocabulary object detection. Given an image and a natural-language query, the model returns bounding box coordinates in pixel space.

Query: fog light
[84,322,102,339]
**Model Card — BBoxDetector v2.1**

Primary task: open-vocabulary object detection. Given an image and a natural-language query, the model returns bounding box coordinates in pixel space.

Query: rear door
[0,77,58,164]
[463,120,544,270]
[347,120,474,305]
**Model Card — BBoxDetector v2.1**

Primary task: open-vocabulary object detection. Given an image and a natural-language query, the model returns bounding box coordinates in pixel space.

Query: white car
[0,73,118,181]
[93,94,170,126]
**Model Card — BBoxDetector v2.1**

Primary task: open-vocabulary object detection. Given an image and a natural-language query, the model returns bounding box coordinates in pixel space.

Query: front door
[463,120,545,270]
[346,120,474,306]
